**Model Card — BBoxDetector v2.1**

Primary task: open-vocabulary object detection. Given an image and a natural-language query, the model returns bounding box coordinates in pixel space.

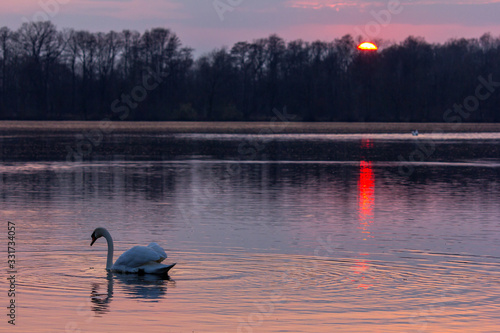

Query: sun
[357,42,378,51]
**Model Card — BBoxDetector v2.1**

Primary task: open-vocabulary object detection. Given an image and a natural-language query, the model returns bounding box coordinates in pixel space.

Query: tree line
[0,21,499,122]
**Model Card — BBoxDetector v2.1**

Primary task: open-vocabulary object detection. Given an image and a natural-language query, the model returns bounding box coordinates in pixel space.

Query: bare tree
[0,27,15,115]
[16,21,65,116]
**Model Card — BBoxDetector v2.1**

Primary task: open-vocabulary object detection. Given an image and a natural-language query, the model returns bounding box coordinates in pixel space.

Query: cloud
[69,0,183,20]
[286,0,380,10]
[414,0,500,3]
[0,1,44,13]
[285,0,500,8]
[0,0,185,23]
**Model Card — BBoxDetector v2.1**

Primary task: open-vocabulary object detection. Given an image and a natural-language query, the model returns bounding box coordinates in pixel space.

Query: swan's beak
[90,235,97,246]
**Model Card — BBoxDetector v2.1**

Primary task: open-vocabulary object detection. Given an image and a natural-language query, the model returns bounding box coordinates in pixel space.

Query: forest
[0,21,499,122]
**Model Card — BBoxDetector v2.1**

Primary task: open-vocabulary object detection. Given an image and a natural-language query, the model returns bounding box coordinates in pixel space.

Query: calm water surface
[1,128,500,332]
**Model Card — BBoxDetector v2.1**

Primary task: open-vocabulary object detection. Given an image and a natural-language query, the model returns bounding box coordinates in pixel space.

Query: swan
[90,227,176,276]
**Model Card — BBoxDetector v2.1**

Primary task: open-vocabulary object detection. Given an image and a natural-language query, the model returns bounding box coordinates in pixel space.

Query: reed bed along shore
[1,121,500,135]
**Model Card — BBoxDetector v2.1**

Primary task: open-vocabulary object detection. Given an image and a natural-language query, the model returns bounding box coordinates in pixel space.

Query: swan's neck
[102,229,114,270]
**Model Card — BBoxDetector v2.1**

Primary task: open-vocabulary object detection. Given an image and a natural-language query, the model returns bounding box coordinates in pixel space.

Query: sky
[1,0,499,55]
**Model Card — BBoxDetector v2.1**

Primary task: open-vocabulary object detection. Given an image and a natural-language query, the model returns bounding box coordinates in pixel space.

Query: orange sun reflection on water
[352,145,376,289]
[359,160,375,226]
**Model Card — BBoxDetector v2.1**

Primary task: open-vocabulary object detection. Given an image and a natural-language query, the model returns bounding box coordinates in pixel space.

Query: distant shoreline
[1,121,500,134]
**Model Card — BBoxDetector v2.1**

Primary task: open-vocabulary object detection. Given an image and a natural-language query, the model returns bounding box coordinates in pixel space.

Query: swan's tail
[138,262,177,276]
[158,263,176,275]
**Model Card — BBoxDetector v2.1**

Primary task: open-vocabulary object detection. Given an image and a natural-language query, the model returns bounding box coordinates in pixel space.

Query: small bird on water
[412,130,419,136]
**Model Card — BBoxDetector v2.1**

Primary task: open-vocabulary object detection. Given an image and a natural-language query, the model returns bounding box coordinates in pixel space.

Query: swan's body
[90,227,176,275]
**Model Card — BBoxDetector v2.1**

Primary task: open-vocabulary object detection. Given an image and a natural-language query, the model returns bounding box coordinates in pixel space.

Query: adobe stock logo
[22,0,71,23]
[213,0,244,21]
[443,75,500,122]
[354,0,404,40]
[397,74,500,177]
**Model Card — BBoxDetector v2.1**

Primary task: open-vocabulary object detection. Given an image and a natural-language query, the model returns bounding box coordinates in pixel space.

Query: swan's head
[90,227,107,246]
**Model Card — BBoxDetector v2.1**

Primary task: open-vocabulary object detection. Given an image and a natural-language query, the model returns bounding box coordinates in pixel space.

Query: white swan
[90,227,176,275]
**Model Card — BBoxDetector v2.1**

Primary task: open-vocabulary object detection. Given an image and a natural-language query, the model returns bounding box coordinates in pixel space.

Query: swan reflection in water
[90,272,175,315]
[90,272,114,315]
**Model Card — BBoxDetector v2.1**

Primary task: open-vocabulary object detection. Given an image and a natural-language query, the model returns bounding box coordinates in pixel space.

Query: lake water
[1,126,500,332]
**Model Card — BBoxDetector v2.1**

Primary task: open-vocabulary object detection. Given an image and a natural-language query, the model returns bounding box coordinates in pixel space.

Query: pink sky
[1,0,499,54]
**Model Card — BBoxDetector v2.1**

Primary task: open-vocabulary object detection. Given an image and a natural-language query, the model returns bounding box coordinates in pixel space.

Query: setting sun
[357,42,378,51]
